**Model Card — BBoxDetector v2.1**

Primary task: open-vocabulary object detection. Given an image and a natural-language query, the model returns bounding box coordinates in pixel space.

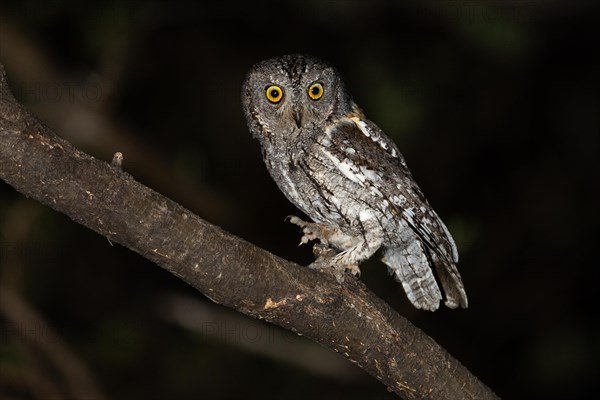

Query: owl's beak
[292,107,303,128]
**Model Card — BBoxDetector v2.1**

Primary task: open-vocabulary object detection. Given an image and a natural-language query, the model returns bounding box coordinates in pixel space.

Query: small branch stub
[111,151,123,169]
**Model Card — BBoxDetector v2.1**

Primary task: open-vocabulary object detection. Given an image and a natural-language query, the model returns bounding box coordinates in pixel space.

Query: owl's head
[242,54,353,139]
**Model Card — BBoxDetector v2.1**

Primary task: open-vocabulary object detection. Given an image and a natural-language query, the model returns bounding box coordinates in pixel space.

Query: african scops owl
[241,54,467,311]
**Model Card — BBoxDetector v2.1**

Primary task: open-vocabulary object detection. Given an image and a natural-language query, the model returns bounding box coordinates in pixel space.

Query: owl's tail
[381,241,443,311]
[431,252,469,309]
[381,240,468,311]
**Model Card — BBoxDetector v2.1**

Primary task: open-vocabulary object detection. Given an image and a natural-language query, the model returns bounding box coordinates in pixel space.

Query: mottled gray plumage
[241,54,467,311]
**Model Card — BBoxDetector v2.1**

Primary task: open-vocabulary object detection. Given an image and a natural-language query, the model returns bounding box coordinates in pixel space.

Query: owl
[241,54,467,311]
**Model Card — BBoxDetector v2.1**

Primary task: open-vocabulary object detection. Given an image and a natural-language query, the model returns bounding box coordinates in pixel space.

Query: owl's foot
[288,215,360,251]
[287,215,335,246]
[288,215,370,281]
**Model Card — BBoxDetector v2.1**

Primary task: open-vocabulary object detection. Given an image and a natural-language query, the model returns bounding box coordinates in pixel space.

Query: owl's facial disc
[242,54,353,137]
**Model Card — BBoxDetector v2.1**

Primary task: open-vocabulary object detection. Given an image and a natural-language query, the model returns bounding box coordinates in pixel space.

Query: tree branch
[0,62,498,400]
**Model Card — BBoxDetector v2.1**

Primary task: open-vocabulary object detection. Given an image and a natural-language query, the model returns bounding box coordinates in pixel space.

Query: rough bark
[0,63,499,399]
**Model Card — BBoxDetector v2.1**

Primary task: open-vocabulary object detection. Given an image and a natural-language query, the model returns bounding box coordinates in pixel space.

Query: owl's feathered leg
[381,240,443,312]
[288,215,383,282]
[317,236,383,279]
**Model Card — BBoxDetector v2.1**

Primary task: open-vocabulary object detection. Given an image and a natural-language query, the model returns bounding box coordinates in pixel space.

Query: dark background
[0,1,598,399]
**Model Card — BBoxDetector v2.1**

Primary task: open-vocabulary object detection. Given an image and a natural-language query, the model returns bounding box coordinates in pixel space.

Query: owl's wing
[325,116,467,309]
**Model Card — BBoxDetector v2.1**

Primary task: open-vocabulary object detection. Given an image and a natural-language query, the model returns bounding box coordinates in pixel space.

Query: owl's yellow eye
[308,83,324,100]
[265,85,284,103]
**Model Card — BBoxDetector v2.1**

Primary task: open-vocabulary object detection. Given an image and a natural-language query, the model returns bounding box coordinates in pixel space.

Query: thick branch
[0,63,498,400]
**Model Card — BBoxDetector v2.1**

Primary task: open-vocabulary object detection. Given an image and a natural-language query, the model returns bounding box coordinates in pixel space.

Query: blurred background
[0,1,598,399]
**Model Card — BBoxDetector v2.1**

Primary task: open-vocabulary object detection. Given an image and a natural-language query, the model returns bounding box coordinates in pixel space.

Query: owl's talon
[288,215,329,245]
[297,234,312,246]
[287,215,307,227]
